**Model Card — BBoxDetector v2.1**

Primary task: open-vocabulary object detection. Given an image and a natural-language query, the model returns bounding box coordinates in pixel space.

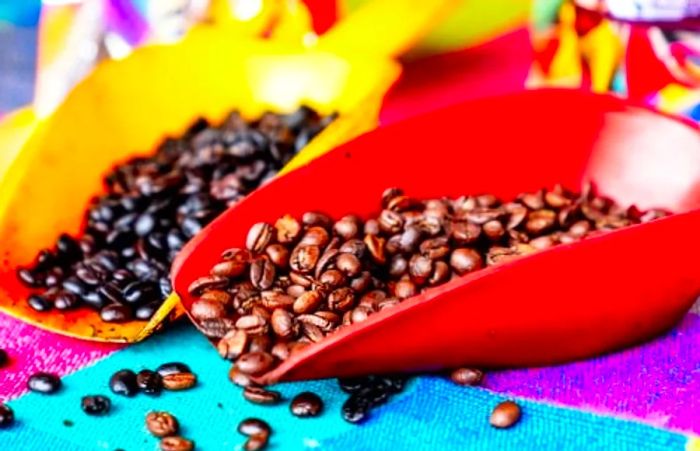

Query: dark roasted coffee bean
[238,417,271,436]
[27,372,62,394]
[290,392,323,417]
[336,253,361,277]
[236,352,275,376]
[100,304,133,323]
[319,269,346,288]
[490,400,522,429]
[243,386,282,405]
[342,394,371,424]
[0,403,14,428]
[81,395,111,415]
[449,368,484,386]
[123,281,159,305]
[82,290,108,310]
[98,282,124,304]
[328,287,355,312]
[134,213,156,236]
[408,254,433,285]
[136,301,161,320]
[110,369,139,397]
[57,234,82,260]
[17,268,41,287]
[160,436,194,451]
[28,294,52,312]
[156,362,192,378]
[146,411,179,438]
[137,369,163,395]
[62,277,87,296]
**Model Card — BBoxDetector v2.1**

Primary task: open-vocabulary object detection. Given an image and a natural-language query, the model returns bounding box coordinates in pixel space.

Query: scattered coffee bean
[18,108,333,324]
[137,369,163,395]
[81,395,111,415]
[490,400,522,429]
[27,372,62,394]
[243,386,282,405]
[146,411,179,438]
[162,372,197,391]
[449,368,484,386]
[160,436,194,451]
[156,362,192,378]
[238,418,271,436]
[109,369,139,397]
[290,392,323,417]
[244,434,269,451]
[0,403,14,428]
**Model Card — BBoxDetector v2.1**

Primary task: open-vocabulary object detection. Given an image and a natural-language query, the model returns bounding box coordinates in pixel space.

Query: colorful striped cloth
[1,27,699,450]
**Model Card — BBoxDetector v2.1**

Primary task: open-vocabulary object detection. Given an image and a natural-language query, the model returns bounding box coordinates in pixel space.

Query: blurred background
[1,0,699,119]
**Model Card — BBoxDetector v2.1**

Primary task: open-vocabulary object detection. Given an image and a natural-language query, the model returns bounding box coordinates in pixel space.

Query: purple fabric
[487,312,700,434]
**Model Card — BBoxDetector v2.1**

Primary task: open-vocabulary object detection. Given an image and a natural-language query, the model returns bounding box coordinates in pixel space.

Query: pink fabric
[0,314,119,401]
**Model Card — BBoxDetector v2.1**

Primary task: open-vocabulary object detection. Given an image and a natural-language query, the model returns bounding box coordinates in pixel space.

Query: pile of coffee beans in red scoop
[187,184,667,422]
[17,107,334,322]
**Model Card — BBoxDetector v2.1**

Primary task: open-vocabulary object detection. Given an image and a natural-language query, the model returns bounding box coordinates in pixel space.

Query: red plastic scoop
[172,89,700,384]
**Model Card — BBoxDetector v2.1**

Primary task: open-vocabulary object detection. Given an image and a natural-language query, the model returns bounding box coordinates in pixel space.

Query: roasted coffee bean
[449,368,484,386]
[100,303,133,322]
[191,298,227,321]
[238,418,271,437]
[243,386,282,405]
[159,436,194,451]
[162,372,197,391]
[123,281,159,305]
[137,369,163,395]
[218,330,249,360]
[27,372,62,394]
[271,309,295,339]
[275,214,302,244]
[156,362,192,378]
[244,434,269,451]
[302,212,332,229]
[341,394,371,424]
[289,245,320,273]
[146,411,179,438]
[247,223,274,253]
[319,269,346,289]
[265,244,289,268]
[0,403,14,428]
[394,280,417,299]
[236,352,275,376]
[229,366,255,388]
[290,392,323,417]
[188,275,228,296]
[449,248,483,275]
[109,369,139,397]
[198,318,236,338]
[328,287,355,312]
[293,290,323,314]
[299,226,330,248]
[490,400,522,429]
[81,395,111,415]
[250,257,276,290]
[336,253,362,277]
[28,294,52,312]
[135,301,161,320]
[260,291,294,311]
[408,254,433,285]
[334,216,361,240]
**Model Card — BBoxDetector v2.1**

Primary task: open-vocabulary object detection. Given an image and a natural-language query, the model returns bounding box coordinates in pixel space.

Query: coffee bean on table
[137,369,163,395]
[162,372,197,391]
[156,362,192,378]
[290,392,323,417]
[244,434,269,451]
[109,369,138,397]
[0,403,14,428]
[159,436,194,451]
[449,368,484,386]
[146,411,179,437]
[235,352,274,376]
[238,418,271,436]
[81,395,111,415]
[27,372,62,394]
[243,386,282,405]
[490,400,522,429]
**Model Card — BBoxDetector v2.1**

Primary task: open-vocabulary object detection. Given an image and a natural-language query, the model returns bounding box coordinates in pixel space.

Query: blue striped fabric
[3,323,691,450]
